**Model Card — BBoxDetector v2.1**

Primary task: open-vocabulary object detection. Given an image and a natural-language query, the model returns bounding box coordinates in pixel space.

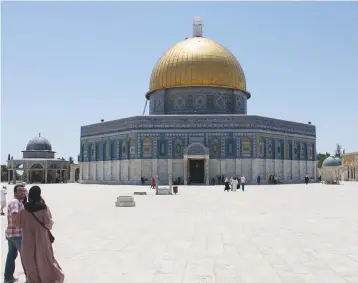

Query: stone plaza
[1,182,358,283]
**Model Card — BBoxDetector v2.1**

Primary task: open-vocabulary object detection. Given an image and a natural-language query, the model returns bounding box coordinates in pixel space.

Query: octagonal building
[79,18,317,185]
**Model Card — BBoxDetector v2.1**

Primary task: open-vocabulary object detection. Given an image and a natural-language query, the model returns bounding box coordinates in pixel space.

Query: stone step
[156,188,172,195]
[115,201,136,207]
[117,196,135,202]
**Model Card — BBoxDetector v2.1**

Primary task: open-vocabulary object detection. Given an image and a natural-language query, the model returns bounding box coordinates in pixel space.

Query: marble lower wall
[80,159,316,185]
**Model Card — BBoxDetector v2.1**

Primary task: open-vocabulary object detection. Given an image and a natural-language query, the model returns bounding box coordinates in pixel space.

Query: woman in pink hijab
[19,186,64,283]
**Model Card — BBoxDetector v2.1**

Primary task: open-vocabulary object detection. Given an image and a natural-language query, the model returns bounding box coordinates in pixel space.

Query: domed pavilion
[79,17,317,185]
[7,133,69,184]
[320,156,342,184]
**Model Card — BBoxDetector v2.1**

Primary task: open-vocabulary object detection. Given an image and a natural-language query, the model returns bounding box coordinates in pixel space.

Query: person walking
[224,177,230,191]
[19,186,64,283]
[150,177,156,189]
[257,176,261,185]
[231,177,239,192]
[4,184,27,283]
[1,186,7,216]
[305,175,309,185]
[240,176,246,192]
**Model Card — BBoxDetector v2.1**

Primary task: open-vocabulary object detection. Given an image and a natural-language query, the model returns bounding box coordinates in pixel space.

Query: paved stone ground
[1,182,358,283]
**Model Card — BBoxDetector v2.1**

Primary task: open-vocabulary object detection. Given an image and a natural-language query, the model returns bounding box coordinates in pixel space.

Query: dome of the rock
[147,37,248,98]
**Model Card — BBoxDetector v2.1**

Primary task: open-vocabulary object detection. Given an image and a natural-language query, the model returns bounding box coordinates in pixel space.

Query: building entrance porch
[183,143,210,185]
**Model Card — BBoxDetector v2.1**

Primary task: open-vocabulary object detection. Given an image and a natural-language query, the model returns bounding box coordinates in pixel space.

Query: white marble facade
[80,159,316,185]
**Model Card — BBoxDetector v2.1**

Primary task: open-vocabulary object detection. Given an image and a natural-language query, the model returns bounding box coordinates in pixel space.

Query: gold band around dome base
[145,86,251,100]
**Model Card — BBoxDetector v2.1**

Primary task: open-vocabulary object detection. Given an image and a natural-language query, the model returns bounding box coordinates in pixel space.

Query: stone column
[169,174,172,194]
[155,175,159,195]
[168,159,173,179]
[103,160,105,181]
[184,157,188,185]
[94,163,97,181]
[204,157,209,185]
[26,170,29,183]
[45,170,48,183]
[8,170,10,184]
[13,170,16,184]
[70,168,74,183]
[152,159,158,181]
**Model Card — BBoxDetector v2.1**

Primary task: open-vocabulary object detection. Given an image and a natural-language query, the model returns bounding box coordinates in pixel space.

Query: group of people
[224,176,246,192]
[2,183,64,283]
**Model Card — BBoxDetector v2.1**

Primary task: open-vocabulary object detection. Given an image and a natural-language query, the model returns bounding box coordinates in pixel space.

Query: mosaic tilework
[80,122,315,162]
[81,114,316,138]
[85,135,313,162]
[150,87,247,115]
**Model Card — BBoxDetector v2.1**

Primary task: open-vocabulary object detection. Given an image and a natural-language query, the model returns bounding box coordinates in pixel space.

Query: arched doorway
[48,164,59,183]
[184,143,209,185]
[30,164,44,183]
[16,164,25,181]
[75,168,80,182]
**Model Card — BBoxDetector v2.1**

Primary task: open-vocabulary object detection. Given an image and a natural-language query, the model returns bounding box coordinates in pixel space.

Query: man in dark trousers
[240,176,246,191]
[257,175,261,185]
[305,175,309,185]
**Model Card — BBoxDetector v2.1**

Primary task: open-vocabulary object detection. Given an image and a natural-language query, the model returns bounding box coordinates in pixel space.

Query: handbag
[30,211,55,244]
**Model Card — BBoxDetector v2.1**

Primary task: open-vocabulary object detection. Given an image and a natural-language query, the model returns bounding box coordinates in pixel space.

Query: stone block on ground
[156,187,172,195]
[115,196,136,207]
[133,192,147,195]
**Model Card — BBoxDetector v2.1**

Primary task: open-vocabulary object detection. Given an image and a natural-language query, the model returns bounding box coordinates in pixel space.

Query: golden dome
[147,37,247,98]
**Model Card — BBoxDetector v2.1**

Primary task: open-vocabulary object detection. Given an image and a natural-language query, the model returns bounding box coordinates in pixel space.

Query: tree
[335,144,342,158]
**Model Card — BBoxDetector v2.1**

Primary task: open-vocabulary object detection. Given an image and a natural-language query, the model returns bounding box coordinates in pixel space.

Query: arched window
[142,137,153,158]
[81,144,86,162]
[90,144,95,161]
[284,142,290,160]
[266,139,273,158]
[210,138,220,158]
[242,137,251,156]
[293,141,299,159]
[158,140,167,157]
[308,144,313,159]
[129,138,135,155]
[121,141,126,157]
[226,138,235,157]
[257,137,265,157]
[111,141,117,160]
[173,139,184,158]
[105,142,110,160]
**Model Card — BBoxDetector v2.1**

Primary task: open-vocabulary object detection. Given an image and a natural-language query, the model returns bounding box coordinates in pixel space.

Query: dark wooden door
[189,159,204,184]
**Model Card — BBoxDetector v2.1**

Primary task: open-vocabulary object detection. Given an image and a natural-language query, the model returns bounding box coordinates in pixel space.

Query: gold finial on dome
[193,16,203,37]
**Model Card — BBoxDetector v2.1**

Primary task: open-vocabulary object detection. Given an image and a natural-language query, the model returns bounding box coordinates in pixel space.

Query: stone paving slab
[1,182,358,283]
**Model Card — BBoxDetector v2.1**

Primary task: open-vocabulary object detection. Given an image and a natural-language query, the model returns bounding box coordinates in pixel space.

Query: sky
[1,2,357,164]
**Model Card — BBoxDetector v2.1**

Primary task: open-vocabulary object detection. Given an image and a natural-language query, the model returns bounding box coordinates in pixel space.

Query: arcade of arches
[342,152,358,181]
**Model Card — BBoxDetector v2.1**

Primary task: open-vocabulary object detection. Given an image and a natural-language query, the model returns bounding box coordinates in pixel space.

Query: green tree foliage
[317,152,330,168]
[335,144,342,158]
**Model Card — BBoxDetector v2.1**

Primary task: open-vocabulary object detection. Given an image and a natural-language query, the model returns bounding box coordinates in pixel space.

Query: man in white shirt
[1,186,7,216]
[231,178,238,192]
[240,176,246,191]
